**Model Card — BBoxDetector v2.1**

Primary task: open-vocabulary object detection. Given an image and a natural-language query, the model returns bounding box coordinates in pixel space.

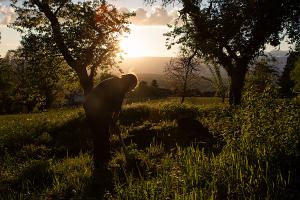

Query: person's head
[121,73,138,92]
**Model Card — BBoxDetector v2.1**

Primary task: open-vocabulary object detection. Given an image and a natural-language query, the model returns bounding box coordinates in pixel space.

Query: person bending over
[85,74,138,168]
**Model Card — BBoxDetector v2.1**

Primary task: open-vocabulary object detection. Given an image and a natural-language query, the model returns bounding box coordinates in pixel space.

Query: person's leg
[92,116,111,169]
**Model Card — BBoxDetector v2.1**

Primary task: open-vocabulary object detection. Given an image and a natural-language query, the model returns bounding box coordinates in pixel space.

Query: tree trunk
[181,81,187,104]
[221,95,225,103]
[229,69,247,105]
[181,94,186,103]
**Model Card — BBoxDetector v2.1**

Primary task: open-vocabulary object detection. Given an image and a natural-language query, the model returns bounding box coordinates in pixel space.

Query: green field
[124,97,226,105]
[1,96,300,199]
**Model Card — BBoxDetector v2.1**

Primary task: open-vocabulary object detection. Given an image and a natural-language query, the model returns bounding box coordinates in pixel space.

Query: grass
[124,97,226,106]
[0,95,300,199]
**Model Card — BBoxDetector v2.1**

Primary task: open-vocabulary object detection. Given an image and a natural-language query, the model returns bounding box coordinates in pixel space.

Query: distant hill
[119,51,288,75]
[119,57,172,74]
[116,51,288,92]
[135,73,167,87]
[131,73,213,92]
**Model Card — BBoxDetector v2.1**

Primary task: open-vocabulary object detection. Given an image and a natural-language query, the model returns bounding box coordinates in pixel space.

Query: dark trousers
[86,112,112,168]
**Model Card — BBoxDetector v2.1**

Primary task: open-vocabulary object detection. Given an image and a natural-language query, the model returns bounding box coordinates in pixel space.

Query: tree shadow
[112,117,224,154]
[47,116,224,198]
[49,116,93,157]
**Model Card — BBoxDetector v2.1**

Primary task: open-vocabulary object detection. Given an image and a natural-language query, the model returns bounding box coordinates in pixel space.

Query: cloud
[0,4,16,25]
[121,7,179,26]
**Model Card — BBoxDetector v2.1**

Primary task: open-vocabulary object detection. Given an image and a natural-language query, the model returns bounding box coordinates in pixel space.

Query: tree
[164,48,203,103]
[245,57,279,93]
[278,46,300,97]
[12,0,131,94]
[0,58,16,113]
[151,79,159,88]
[11,0,131,165]
[291,57,300,93]
[201,65,228,102]
[0,47,77,113]
[147,0,300,105]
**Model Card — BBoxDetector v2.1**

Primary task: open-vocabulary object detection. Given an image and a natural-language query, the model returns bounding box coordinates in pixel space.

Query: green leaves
[291,57,300,92]
[152,0,300,104]
[11,0,132,93]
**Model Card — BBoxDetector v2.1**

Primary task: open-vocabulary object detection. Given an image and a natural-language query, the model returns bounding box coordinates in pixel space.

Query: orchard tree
[21,35,80,108]
[165,48,202,103]
[151,79,159,88]
[147,0,300,105]
[11,0,132,166]
[0,47,76,112]
[12,0,131,94]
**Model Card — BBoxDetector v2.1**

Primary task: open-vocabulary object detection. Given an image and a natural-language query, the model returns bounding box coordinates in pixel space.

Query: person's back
[85,77,125,118]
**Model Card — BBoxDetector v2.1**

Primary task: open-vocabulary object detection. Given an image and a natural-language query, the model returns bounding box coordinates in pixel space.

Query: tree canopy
[147,0,300,104]
[11,0,132,94]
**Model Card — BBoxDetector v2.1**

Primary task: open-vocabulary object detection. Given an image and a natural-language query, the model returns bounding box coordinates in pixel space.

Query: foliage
[245,57,279,93]
[151,79,159,88]
[278,48,299,97]
[291,57,300,93]
[11,0,132,94]
[201,64,229,102]
[0,47,78,113]
[148,0,300,105]
[113,88,300,199]
[0,59,16,113]
[129,80,172,100]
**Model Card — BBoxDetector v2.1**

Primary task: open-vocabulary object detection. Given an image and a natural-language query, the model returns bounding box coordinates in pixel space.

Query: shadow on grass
[113,118,224,154]
[81,167,115,199]
[49,116,92,158]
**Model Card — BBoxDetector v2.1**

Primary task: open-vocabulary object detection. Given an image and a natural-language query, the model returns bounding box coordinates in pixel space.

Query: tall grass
[0,94,299,199]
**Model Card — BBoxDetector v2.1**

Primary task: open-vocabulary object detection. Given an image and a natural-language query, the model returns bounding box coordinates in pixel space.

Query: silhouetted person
[85,74,138,168]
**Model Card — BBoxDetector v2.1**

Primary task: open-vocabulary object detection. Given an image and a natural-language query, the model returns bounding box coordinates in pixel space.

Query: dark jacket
[85,77,126,118]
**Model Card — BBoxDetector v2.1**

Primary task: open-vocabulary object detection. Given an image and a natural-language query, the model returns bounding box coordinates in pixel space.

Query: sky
[0,0,181,57]
[0,0,293,58]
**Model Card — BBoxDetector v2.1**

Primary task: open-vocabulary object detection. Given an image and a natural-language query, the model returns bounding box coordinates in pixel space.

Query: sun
[120,35,147,57]
[119,25,177,58]
[119,25,151,57]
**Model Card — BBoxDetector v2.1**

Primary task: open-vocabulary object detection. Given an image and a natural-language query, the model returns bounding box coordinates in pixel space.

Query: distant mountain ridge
[119,57,172,74]
[118,51,288,75]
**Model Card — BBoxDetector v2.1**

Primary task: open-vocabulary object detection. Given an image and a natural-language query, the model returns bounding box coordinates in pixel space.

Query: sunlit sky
[0,0,292,58]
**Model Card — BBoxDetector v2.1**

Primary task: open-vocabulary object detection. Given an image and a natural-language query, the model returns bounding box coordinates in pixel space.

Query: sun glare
[119,25,178,58]
[120,35,148,58]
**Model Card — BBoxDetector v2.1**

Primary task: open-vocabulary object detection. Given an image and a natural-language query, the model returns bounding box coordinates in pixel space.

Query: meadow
[0,95,300,199]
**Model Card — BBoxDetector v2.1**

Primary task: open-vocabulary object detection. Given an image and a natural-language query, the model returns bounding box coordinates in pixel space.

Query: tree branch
[54,1,67,16]
[33,0,92,93]
[33,0,76,69]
